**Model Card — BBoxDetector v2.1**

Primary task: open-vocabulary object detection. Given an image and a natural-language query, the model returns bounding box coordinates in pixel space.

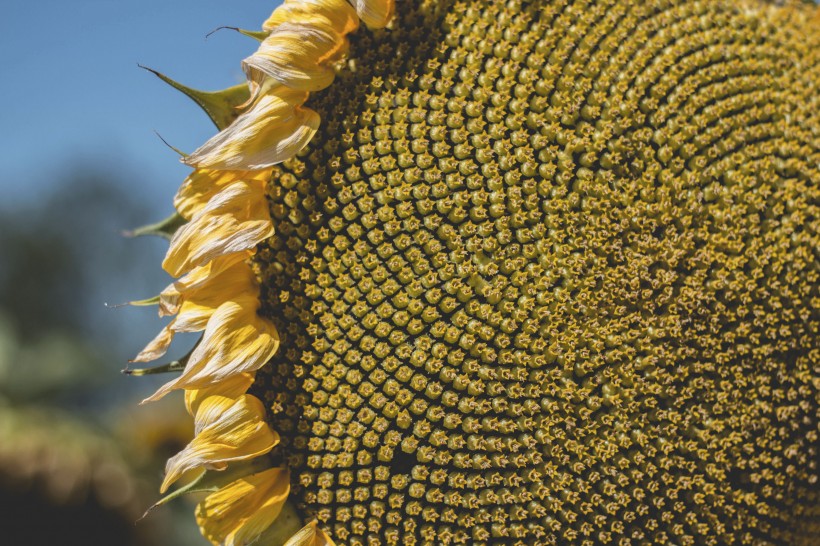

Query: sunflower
[128,1,819,545]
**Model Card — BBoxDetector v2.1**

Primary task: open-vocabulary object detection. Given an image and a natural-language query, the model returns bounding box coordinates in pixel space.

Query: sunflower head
[129,0,819,545]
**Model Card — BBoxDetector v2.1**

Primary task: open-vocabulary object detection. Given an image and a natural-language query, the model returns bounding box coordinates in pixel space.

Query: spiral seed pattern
[251,1,819,544]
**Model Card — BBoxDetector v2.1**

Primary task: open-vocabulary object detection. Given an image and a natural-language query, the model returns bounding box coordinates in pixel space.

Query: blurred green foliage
[0,166,202,545]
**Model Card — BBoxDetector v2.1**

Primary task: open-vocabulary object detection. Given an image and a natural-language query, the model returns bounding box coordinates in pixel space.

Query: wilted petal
[159,253,256,317]
[133,256,257,364]
[132,324,176,363]
[263,0,358,35]
[242,23,350,92]
[184,88,319,171]
[144,296,279,402]
[353,0,394,29]
[174,169,271,221]
[184,372,256,416]
[161,394,278,493]
[284,521,335,546]
[163,180,273,278]
[196,467,290,546]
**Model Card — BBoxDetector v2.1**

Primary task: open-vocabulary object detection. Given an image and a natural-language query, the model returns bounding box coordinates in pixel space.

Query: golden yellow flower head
[128,0,819,545]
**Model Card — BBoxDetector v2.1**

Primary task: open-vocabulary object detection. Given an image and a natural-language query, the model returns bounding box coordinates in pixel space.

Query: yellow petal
[184,372,256,416]
[284,521,335,546]
[242,23,350,92]
[132,324,176,363]
[196,467,290,546]
[263,0,358,36]
[163,180,273,278]
[159,252,248,316]
[184,88,319,171]
[144,296,279,402]
[353,0,394,29]
[161,394,278,493]
[160,253,257,318]
[174,169,271,221]
[135,255,261,363]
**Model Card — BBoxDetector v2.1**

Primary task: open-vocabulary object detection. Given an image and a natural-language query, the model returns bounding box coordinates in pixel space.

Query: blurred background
[0,1,277,544]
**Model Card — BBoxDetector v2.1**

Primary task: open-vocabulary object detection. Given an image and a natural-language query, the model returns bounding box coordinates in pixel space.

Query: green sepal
[207,26,268,43]
[122,358,184,377]
[153,130,188,158]
[122,359,185,377]
[151,468,213,508]
[104,294,160,309]
[139,64,250,130]
[236,28,269,42]
[123,346,190,376]
[129,295,161,307]
[142,458,272,518]
[124,338,200,375]
[123,211,186,240]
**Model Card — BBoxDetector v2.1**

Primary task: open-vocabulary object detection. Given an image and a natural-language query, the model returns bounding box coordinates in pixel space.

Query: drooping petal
[242,22,350,93]
[196,467,290,546]
[132,324,176,363]
[163,180,274,278]
[184,88,320,171]
[284,521,336,546]
[159,252,257,318]
[134,255,261,363]
[160,394,278,493]
[174,169,271,221]
[144,296,279,402]
[263,0,358,35]
[352,0,395,29]
[184,372,256,416]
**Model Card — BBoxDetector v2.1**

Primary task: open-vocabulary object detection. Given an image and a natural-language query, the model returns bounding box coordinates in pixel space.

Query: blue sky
[0,0,277,205]
[0,1,283,408]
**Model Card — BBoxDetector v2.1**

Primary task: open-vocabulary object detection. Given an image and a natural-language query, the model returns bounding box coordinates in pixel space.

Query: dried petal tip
[144,296,279,402]
[133,254,258,365]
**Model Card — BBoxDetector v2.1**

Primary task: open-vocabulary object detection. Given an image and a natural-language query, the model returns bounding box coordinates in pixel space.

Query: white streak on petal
[184,89,319,171]
[264,0,358,35]
[353,0,394,29]
[241,23,348,92]
[160,394,278,492]
[143,296,279,402]
[163,180,273,278]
